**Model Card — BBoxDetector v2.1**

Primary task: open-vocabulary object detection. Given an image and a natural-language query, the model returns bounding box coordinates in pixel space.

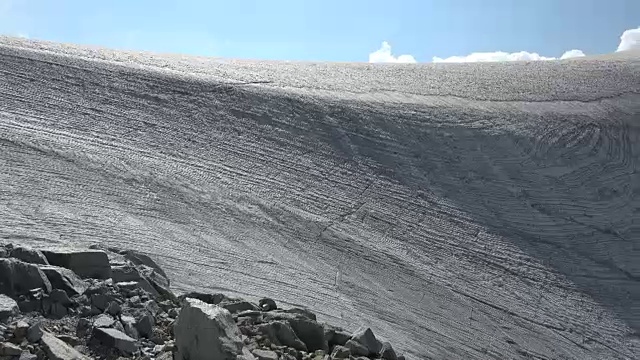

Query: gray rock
[380,341,398,360]
[263,312,327,352]
[0,341,21,356]
[49,302,68,319]
[106,301,121,316]
[41,331,90,360]
[0,295,18,321]
[57,334,80,346]
[397,355,406,360]
[94,314,116,328]
[92,327,138,355]
[156,351,173,360]
[220,300,259,314]
[119,250,168,279]
[120,316,139,339]
[252,349,279,360]
[136,314,154,338]
[331,345,351,359]
[258,298,277,311]
[76,318,92,337]
[136,265,173,300]
[50,289,72,306]
[345,339,369,357]
[174,298,243,360]
[90,293,116,311]
[178,292,227,305]
[13,320,29,341]
[350,327,382,356]
[41,249,111,279]
[282,308,316,321]
[9,246,49,265]
[39,265,88,296]
[111,264,159,297]
[257,321,307,351]
[143,300,160,316]
[19,352,38,360]
[26,323,43,343]
[0,258,52,296]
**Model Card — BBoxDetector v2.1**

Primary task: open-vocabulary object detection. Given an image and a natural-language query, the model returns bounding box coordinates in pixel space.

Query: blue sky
[1,0,639,62]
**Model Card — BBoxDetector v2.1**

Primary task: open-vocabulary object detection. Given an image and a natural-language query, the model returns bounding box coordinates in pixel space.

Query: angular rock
[50,289,72,306]
[258,298,277,312]
[56,335,80,347]
[136,314,154,338]
[92,327,138,355]
[0,258,52,296]
[350,327,382,356]
[111,265,159,297]
[76,318,92,337]
[13,320,29,341]
[106,301,121,316]
[120,316,139,339]
[174,298,243,360]
[252,349,279,360]
[345,339,369,357]
[41,249,111,279]
[19,352,38,360]
[331,345,351,359]
[282,308,316,321]
[119,250,168,279]
[26,323,43,343]
[257,321,307,352]
[156,351,173,360]
[178,292,227,305]
[41,331,90,360]
[39,265,88,296]
[49,302,68,319]
[8,246,49,265]
[0,341,21,356]
[94,314,116,328]
[0,295,18,321]
[263,312,327,352]
[220,300,259,314]
[380,341,398,360]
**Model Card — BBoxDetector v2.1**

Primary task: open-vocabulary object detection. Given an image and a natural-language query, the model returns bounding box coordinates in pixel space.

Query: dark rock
[345,339,369,357]
[49,302,68,319]
[136,314,154,338]
[282,308,316,321]
[76,318,91,337]
[8,247,49,265]
[331,345,351,359]
[41,249,111,279]
[380,341,398,360]
[136,265,173,301]
[92,327,138,355]
[0,258,52,296]
[350,327,382,356]
[143,300,160,316]
[257,321,307,352]
[0,295,18,322]
[397,355,406,360]
[56,334,80,347]
[111,265,159,298]
[26,323,42,343]
[93,314,115,328]
[17,299,40,314]
[174,298,243,360]
[41,331,90,360]
[50,289,72,306]
[12,320,29,341]
[90,294,117,311]
[0,341,21,356]
[19,352,37,360]
[120,316,139,339]
[178,291,227,305]
[221,300,259,314]
[263,312,327,352]
[106,301,121,316]
[252,349,279,360]
[39,265,88,296]
[119,250,168,279]
[258,298,277,312]
[156,352,173,360]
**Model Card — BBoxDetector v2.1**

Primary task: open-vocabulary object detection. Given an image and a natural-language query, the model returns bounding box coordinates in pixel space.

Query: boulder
[0,295,18,321]
[19,352,37,360]
[50,289,72,306]
[92,327,138,355]
[41,331,91,360]
[26,323,43,343]
[39,265,88,296]
[41,249,111,279]
[178,291,227,305]
[8,246,49,265]
[350,327,382,356]
[282,308,316,321]
[252,349,279,360]
[263,312,327,352]
[345,339,369,357]
[258,298,277,311]
[380,341,398,360]
[120,316,139,339]
[111,264,158,297]
[257,321,307,351]
[331,345,351,359]
[94,314,116,328]
[220,300,259,314]
[119,250,168,279]
[136,314,154,338]
[174,298,243,360]
[0,342,21,356]
[0,258,52,296]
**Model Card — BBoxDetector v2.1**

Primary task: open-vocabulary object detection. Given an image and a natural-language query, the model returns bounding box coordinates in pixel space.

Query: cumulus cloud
[432,49,586,63]
[369,41,417,63]
[559,49,586,59]
[616,27,640,52]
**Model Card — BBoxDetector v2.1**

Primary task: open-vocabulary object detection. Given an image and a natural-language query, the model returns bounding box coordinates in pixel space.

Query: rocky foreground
[0,243,405,360]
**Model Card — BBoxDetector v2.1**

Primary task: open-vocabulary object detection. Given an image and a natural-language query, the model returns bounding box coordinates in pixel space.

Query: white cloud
[616,27,640,52]
[369,41,417,63]
[432,51,555,63]
[559,49,586,59]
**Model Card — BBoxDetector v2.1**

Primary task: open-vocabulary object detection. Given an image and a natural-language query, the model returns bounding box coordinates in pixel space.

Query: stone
[220,300,259,314]
[41,249,111,279]
[92,327,138,355]
[0,258,52,296]
[13,321,29,341]
[258,298,277,312]
[178,291,227,305]
[252,349,279,360]
[41,331,90,360]
[0,341,21,356]
[111,265,159,298]
[106,301,121,316]
[136,265,173,301]
[345,340,369,357]
[397,355,406,360]
[120,316,139,339]
[26,323,43,343]
[56,335,80,346]
[282,308,316,321]
[350,327,382,356]
[143,300,160,316]
[76,318,92,337]
[331,345,351,359]
[174,298,243,360]
[49,302,68,319]
[119,250,168,279]
[136,314,154,338]
[380,341,398,360]
[263,312,327,352]
[19,352,38,360]
[94,314,116,328]
[91,294,116,311]
[39,266,88,296]
[50,289,72,306]
[156,352,173,360]
[0,295,18,322]
[257,321,307,352]
[8,247,49,265]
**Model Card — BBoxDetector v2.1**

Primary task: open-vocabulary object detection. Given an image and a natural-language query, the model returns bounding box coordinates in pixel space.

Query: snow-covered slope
[0,37,639,359]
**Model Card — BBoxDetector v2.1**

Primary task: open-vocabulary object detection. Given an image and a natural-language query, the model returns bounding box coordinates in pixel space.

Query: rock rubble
[0,243,406,360]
